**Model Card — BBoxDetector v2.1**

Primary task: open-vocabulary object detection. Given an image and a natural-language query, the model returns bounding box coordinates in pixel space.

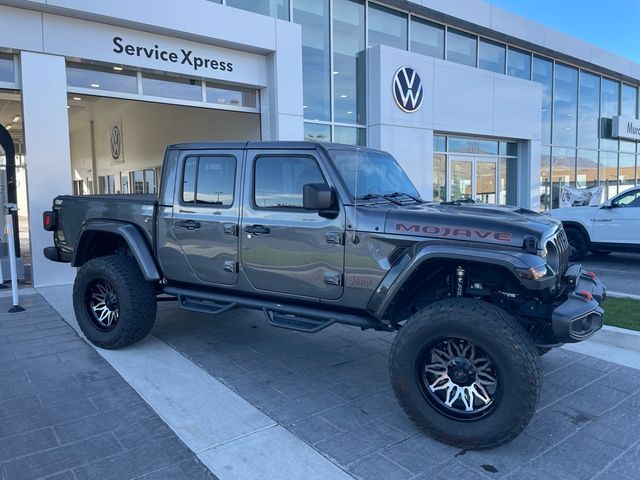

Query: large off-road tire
[73,254,157,349]
[565,226,589,261]
[389,298,541,449]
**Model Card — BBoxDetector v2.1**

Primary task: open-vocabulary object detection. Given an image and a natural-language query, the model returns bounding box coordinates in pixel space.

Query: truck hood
[384,203,561,248]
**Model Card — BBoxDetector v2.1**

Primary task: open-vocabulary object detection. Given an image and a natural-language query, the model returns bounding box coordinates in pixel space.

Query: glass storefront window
[334,126,366,146]
[619,153,636,193]
[576,150,598,189]
[540,147,551,210]
[551,147,576,208]
[448,137,498,155]
[620,140,636,153]
[622,84,638,118]
[433,153,446,201]
[206,84,257,108]
[0,53,14,83]
[433,135,446,152]
[410,17,444,59]
[553,63,578,147]
[578,71,600,149]
[479,39,505,74]
[304,122,330,142]
[333,0,365,124]
[294,0,331,122]
[599,151,618,199]
[67,63,138,93]
[533,56,553,145]
[142,74,201,101]
[450,157,473,201]
[506,47,531,80]
[368,3,407,50]
[226,0,289,20]
[446,29,477,67]
[601,78,620,152]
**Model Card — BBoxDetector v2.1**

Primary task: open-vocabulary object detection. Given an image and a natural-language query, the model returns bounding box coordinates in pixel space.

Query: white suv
[547,186,640,261]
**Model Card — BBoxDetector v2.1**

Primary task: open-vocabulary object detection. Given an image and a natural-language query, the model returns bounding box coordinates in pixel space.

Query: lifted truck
[44,141,606,449]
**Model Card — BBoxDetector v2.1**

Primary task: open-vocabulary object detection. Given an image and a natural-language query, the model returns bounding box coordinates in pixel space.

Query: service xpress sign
[113,36,234,73]
[612,116,640,141]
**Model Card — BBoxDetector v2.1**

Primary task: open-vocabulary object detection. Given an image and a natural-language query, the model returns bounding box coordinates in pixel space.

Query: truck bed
[54,194,157,255]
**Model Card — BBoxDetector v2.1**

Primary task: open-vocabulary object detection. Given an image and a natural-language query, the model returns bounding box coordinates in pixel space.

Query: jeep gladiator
[44,141,606,448]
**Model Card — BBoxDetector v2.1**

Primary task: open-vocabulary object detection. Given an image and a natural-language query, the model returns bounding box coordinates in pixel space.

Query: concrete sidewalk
[0,293,216,480]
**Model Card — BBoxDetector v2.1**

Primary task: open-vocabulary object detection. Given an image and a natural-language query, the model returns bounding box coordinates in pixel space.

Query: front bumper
[551,264,606,343]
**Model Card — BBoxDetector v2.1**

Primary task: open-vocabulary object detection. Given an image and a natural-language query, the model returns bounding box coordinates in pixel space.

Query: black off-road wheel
[565,226,589,261]
[73,255,157,349]
[389,298,541,449]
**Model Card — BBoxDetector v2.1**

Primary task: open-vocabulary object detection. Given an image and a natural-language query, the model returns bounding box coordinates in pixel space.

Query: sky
[485,0,640,63]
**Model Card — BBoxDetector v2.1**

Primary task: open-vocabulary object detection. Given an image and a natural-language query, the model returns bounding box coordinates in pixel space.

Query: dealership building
[1,0,639,287]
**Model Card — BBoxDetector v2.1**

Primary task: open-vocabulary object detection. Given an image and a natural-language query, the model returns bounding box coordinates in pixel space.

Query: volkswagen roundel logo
[110,124,122,160]
[393,66,423,113]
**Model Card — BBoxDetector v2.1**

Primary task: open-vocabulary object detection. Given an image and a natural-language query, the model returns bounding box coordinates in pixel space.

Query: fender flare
[72,221,161,282]
[366,243,551,320]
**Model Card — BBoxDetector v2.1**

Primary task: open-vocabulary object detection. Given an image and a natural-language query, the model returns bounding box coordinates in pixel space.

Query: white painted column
[520,139,541,210]
[261,20,304,141]
[20,52,75,287]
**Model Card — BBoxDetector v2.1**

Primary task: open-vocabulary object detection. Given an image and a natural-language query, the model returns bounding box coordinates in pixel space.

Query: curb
[607,290,640,301]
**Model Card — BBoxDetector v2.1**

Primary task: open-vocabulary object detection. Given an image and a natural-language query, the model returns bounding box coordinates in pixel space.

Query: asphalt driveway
[580,252,640,297]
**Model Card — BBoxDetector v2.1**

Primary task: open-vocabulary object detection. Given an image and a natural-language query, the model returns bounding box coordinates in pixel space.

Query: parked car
[547,186,640,261]
[43,141,605,449]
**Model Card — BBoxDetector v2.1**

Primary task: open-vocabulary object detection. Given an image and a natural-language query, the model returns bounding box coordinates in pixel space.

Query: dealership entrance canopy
[0,0,639,287]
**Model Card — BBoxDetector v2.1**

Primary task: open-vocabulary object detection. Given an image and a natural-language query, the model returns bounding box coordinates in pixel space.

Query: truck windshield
[328,149,421,203]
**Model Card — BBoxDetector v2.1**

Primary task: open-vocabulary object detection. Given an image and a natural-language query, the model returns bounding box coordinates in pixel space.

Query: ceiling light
[90,83,100,88]
[333,71,339,75]
[347,111,353,114]
[67,105,70,109]
[73,97,82,101]
[5,124,12,130]
[12,115,20,122]
[340,94,347,98]
[113,66,123,71]
[303,105,308,109]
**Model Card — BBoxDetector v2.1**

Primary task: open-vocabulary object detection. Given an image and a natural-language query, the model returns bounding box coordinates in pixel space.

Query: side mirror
[303,183,333,211]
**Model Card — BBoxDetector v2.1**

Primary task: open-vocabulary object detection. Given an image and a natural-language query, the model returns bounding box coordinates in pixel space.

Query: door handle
[177,220,201,230]
[244,224,271,235]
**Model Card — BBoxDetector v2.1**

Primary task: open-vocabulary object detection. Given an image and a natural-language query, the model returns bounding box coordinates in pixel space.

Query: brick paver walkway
[154,303,640,480]
[0,293,216,480]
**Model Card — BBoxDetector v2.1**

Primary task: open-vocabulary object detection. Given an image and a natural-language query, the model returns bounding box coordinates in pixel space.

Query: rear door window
[182,156,236,206]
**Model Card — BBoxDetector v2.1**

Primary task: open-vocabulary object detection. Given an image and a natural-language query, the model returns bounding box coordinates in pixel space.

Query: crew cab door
[170,150,241,285]
[240,149,345,300]
[592,188,640,244]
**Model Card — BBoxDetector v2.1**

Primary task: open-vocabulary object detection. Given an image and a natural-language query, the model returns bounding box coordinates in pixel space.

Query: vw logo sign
[110,124,122,160]
[393,66,423,113]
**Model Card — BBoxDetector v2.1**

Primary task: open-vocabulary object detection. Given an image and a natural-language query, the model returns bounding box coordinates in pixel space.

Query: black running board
[163,286,386,332]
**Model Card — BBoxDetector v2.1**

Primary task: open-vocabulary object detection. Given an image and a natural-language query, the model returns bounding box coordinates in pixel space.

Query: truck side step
[264,309,335,333]
[179,295,237,315]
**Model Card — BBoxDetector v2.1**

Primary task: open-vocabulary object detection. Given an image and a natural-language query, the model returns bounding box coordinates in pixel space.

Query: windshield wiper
[384,192,425,204]
[355,193,403,205]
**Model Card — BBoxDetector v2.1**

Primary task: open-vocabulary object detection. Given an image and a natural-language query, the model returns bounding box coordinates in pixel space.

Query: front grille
[554,229,570,277]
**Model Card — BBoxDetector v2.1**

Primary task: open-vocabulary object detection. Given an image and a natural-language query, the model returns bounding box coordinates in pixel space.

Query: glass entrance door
[449,156,498,203]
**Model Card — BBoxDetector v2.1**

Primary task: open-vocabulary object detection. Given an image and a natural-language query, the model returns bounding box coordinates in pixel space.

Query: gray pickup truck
[44,141,605,449]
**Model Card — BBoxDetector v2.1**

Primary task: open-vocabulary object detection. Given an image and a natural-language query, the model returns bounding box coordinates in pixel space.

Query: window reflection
[67,63,138,93]
[551,148,576,208]
[368,3,407,50]
[433,153,446,201]
[294,0,331,122]
[533,56,553,145]
[448,137,498,155]
[622,84,638,118]
[601,78,620,151]
[334,126,366,146]
[0,53,14,83]
[254,155,325,208]
[599,151,618,198]
[304,122,330,142]
[333,0,365,124]
[410,17,444,59]
[553,63,578,147]
[226,0,289,20]
[576,150,598,189]
[479,39,505,74]
[507,48,530,80]
[619,153,636,193]
[447,29,477,67]
[540,147,552,210]
[142,74,201,101]
[206,84,257,108]
[578,71,600,149]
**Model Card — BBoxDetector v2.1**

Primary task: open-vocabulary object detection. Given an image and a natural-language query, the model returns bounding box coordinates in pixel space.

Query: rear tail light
[43,211,58,231]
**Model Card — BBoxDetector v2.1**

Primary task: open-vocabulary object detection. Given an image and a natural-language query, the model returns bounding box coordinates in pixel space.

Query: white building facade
[0,0,638,286]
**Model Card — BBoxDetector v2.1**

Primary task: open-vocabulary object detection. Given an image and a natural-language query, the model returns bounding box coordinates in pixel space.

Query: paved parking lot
[581,252,640,297]
[153,303,640,480]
